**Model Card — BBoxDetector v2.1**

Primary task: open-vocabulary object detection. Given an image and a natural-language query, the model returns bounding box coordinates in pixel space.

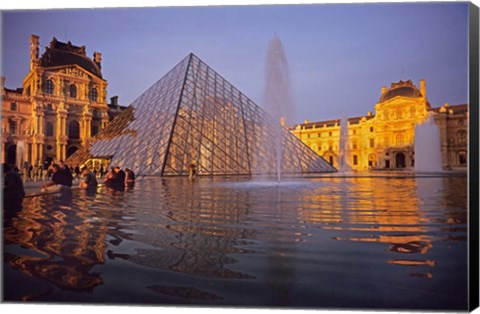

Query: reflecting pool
[3,175,468,310]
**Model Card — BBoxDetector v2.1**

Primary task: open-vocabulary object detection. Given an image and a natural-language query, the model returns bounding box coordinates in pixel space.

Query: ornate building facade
[290,80,468,171]
[2,35,111,168]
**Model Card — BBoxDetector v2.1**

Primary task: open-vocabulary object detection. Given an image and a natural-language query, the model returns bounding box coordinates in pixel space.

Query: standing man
[114,166,126,188]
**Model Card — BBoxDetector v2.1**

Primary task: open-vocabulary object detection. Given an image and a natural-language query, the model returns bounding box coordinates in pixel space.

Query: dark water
[3,176,468,310]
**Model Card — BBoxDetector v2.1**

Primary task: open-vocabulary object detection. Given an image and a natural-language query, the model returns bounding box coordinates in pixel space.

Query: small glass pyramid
[67,54,336,176]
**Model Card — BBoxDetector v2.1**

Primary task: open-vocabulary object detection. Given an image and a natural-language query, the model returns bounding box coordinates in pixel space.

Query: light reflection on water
[3,176,468,309]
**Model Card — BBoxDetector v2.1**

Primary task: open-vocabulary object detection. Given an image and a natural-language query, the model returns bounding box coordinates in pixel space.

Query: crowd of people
[13,161,110,183]
[39,161,135,192]
[102,166,135,191]
[2,159,137,219]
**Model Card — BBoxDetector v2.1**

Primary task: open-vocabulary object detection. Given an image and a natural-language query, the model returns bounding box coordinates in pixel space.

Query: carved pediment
[59,66,89,78]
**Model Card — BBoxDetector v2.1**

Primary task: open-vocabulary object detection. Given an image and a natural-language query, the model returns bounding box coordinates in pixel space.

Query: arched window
[43,79,54,94]
[69,84,77,98]
[68,120,80,139]
[89,87,98,101]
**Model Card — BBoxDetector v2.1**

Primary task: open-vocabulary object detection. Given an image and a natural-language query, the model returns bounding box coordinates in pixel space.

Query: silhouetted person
[125,168,135,188]
[59,160,74,183]
[113,166,126,191]
[79,167,98,190]
[189,162,197,180]
[42,164,73,192]
[104,167,116,188]
[74,165,81,179]
[3,163,25,219]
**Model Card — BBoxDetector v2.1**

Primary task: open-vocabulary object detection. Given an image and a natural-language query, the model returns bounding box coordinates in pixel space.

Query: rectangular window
[10,102,17,111]
[370,138,375,148]
[9,121,17,134]
[353,155,358,166]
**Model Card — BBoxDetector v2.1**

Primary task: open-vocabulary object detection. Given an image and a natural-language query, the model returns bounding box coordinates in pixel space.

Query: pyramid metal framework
[67,54,336,176]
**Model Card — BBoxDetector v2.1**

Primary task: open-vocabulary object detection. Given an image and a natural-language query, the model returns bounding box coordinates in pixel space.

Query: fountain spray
[265,35,295,182]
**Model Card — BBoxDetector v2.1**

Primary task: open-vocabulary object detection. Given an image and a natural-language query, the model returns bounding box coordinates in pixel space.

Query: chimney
[420,79,426,98]
[93,52,102,68]
[30,34,40,70]
[381,85,387,95]
[110,96,118,107]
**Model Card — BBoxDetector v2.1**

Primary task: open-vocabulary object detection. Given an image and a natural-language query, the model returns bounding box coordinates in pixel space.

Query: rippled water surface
[3,176,468,310]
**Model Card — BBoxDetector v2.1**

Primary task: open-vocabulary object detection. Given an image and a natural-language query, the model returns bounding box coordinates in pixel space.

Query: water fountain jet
[338,114,352,174]
[414,114,443,173]
[264,35,295,183]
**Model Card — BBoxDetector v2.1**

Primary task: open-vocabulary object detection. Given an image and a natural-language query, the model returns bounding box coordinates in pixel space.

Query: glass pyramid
[67,54,336,176]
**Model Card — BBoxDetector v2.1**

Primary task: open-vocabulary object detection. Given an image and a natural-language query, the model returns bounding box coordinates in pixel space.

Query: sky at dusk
[0,0,471,124]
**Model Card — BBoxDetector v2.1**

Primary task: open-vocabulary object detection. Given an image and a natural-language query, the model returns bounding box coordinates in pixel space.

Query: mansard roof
[379,80,423,103]
[39,37,102,78]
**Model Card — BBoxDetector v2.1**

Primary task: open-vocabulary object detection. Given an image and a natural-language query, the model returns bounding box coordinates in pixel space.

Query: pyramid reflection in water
[68,54,336,176]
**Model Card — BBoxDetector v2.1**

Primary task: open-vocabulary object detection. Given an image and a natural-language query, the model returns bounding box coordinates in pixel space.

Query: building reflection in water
[298,176,467,279]
[3,175,468,307]
[4,190,108,298]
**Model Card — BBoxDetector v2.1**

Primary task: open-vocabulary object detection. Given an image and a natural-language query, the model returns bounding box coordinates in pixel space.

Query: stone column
[56,104,68,161]
[26,142,31,165]
[31,103,45,163]
[82,108,93,143]
[31,142,38,166]
[37,143,43,163]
